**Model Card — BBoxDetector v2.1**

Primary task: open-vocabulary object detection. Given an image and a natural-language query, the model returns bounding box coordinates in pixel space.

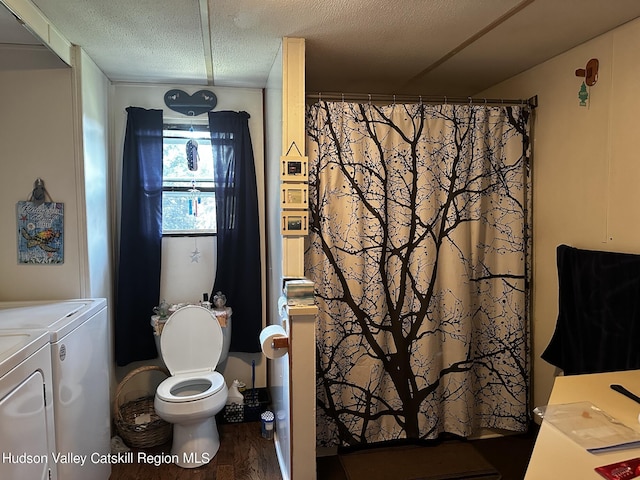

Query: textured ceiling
[2,0,640,96]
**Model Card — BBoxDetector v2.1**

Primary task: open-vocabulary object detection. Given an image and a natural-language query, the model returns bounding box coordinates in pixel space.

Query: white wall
[0,44,111,303]
[75,47,111,301]
[482,17,640,409]
[72,45,114,397]
[0,50,82,300]
[110,83,267,388]
[265,42,290,478]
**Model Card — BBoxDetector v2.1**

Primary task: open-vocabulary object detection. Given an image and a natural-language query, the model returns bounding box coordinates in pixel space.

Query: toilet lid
[160,305,223,375]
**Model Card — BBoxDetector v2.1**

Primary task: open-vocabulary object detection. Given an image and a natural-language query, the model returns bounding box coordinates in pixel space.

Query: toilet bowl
[154,305,230,468]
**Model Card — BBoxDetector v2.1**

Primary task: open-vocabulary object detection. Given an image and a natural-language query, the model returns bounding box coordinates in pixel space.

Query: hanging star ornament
[190,247,201,263]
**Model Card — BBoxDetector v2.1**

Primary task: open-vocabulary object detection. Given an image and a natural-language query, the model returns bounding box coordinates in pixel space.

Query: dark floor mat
[339,441,501,480]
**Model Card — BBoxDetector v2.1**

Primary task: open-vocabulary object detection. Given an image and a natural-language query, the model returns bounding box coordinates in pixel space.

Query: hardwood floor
[109,422,282,480]
[470,425,539,480]
[110,422,538,480]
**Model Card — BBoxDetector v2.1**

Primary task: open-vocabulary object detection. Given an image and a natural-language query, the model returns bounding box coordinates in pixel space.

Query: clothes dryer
[0,299,110,480]
[0,328,57,480]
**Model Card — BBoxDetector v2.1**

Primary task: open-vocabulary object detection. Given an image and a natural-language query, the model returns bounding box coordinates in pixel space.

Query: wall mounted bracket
[575,58,599,86]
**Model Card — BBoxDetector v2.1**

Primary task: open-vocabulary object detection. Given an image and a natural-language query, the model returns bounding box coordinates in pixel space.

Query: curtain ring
[419,95,423,106]
[368,94,372,105]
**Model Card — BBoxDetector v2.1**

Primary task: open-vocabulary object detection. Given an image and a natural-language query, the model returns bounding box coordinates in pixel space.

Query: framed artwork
[281,183,308,210]
[17,201,64,264]
[280,156,308,182]
[281,211,308,236]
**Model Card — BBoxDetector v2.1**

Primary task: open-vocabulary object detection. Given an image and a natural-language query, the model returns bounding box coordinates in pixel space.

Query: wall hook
[29,178,50,206]
[575,58,599,86]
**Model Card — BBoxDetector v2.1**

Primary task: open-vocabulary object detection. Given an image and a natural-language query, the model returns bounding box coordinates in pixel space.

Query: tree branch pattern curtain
[115,107,163,366]
[208,111,262,353]
[305,101,532,446]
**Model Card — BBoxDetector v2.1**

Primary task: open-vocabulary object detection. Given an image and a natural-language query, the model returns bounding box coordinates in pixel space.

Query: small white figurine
[213,291,227,309]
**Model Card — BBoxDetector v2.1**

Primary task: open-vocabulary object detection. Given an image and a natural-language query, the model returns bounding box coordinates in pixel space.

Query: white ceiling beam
[199,0,214,85]
[1,0,71,65]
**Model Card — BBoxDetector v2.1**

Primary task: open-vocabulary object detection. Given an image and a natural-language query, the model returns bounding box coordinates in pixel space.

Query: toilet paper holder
[272,336,289,350]
[260,324,289,358]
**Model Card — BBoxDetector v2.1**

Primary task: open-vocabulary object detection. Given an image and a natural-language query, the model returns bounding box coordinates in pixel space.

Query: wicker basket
[114,365,172,448]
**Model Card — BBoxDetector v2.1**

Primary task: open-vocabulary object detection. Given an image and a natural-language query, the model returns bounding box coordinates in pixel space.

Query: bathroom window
[162,124,216,235]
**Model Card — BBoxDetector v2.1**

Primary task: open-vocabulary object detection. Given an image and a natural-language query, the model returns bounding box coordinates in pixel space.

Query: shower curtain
[305,101,532,446]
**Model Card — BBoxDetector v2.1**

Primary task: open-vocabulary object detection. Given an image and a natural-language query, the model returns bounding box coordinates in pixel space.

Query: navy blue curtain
[209,111,262,352]
[542,245,640,375]
[115,107,163,366]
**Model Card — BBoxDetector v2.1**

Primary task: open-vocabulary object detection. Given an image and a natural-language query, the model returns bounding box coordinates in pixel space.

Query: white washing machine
[0,328,57,480]
[0,299,110,480]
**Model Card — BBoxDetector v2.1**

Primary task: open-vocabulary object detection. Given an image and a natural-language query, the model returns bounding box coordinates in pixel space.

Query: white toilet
[154,305,230,468]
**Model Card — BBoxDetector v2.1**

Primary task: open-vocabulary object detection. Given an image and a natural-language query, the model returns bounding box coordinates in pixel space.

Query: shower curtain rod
[306,93,538,109]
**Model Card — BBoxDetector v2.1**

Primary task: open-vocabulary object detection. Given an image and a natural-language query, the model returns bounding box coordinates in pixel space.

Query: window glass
[162,125,216,234]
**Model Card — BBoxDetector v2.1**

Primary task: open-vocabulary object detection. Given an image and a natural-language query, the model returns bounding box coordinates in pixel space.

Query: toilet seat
[156,371,225,403]
[160,305,223,376]
[154,306,229,468]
